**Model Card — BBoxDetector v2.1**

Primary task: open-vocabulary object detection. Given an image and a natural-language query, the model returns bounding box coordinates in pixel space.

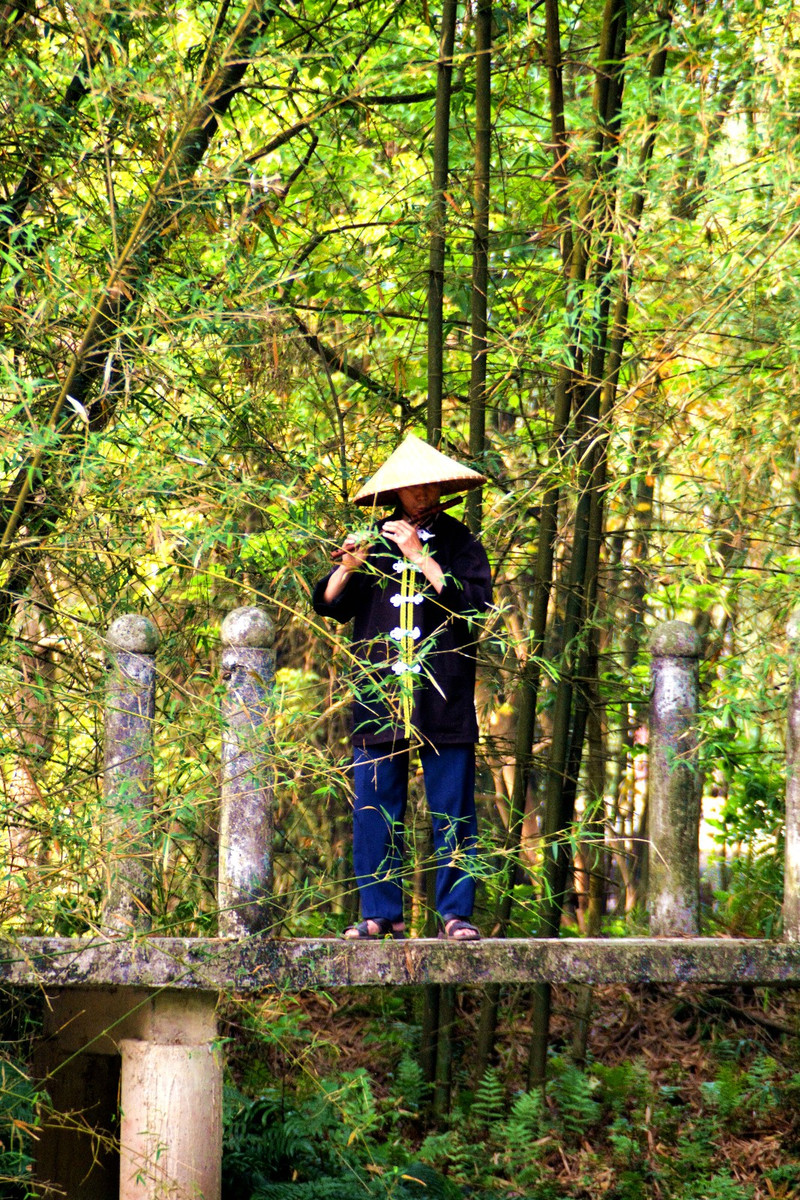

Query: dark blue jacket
[313,512,492,746]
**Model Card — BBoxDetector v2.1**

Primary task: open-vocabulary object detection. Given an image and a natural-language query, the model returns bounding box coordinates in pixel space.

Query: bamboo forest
[2,0,800,1196]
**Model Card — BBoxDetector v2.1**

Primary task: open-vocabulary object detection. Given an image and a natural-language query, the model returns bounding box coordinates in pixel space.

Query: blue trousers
[352,743,477,923]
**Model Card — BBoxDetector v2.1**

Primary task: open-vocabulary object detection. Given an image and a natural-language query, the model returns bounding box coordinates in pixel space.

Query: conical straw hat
[353,433,487,506]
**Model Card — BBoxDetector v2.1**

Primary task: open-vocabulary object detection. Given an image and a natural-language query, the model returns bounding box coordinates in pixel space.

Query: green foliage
[416,1128,475,1180]
[711,853,785,939]
[222,1085,324,1191]
[1,0,799,951]
[214,989,800,1200]
[607,1116,641,1165]
[701,1053,779,1131]
[5,1,800,1189]
[0,0,798,985]
[5,11,800,1200]
[222,1070,463,1200]
[547,1061,602,1139]
[594,1059,651,1115]
[505,1086,545,1143]
[406,1046,798,1198]
[673,1175,753,1200]
[389,1054,427,1119]
[0,1055,41,1196]
[223,1065,402,1198]
[250,1162,459,1200]
[502,1089,547,1185]
[467,1067,505,1131]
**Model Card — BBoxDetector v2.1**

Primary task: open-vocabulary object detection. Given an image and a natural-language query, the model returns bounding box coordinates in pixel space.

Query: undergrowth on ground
[220,985,800,1200]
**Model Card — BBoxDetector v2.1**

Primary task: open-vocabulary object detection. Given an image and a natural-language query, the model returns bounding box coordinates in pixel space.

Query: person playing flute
[313,433,492,940]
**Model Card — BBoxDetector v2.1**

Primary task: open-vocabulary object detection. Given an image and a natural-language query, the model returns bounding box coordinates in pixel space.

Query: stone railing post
[103,615,159,932]
[784,612,800,941]
[219,606,275,937]
[648,620,702,936]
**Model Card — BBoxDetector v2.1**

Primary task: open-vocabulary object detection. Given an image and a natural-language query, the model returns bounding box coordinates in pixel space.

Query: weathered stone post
[104,614,159,931]
[219,606,275,937]
[648,620,702,936]
[784,611,800,941]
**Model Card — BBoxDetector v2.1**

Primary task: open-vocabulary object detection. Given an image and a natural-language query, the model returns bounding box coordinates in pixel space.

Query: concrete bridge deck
[5,935,800,992]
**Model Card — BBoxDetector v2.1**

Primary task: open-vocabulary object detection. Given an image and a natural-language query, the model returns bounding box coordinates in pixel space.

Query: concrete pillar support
[35,989,221,1200]
[104,615,159,932]
[648,620,702,936]
[784,611,800,941]
[219,606,275,937]
[119,1026,222,1200]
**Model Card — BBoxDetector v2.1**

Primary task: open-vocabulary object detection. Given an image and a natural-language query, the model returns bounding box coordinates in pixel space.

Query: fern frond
[548,1061,602,1137]
[391,1053,426,1115]
[469,1066,506,1128]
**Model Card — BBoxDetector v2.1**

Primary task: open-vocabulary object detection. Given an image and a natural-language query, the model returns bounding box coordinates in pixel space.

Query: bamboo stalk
[466,0,491,532]
[527,0,629,1088]
[426,0,459,446]
[477,0,577,1078]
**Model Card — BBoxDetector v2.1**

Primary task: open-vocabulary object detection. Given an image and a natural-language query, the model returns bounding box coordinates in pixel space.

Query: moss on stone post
[219,606,275,937]
[648,620,702,936]
[103,615,159,932]
[784,611,800,941]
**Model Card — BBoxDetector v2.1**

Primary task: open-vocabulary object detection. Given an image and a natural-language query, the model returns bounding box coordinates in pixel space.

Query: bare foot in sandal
[440,916,481,940]
[343,918,406,940]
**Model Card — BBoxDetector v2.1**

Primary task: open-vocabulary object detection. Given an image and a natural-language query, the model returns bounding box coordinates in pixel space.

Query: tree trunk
[432,985,456,1116]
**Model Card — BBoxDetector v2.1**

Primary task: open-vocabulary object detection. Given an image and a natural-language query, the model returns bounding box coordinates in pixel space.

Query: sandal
[439,916,481,941]
[343,918,406,940]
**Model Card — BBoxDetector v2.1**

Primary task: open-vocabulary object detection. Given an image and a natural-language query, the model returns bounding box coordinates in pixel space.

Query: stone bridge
[13,609,800,1199]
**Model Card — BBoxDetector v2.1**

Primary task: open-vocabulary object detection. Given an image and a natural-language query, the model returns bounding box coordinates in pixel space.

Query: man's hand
[324,536,370,603]
[382,519,424,563]
[383,520,445,594]
[339,535,370,572]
